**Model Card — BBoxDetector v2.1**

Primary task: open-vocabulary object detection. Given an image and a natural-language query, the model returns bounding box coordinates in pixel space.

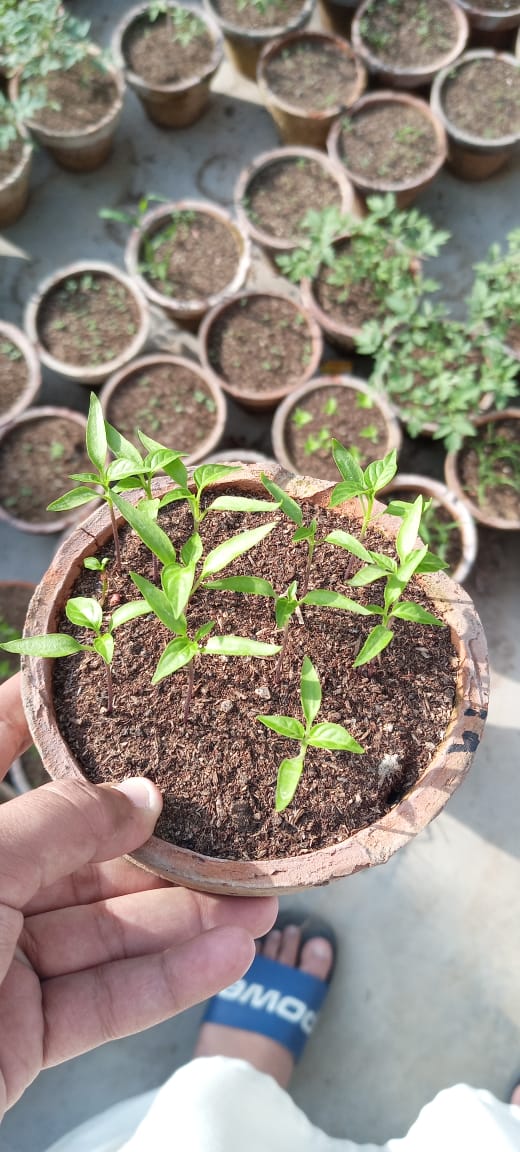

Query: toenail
[285,925,299,934]
[306,937,331,958]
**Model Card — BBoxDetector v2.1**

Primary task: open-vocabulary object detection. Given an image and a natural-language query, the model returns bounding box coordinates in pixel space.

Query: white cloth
[44,1056,520,1152]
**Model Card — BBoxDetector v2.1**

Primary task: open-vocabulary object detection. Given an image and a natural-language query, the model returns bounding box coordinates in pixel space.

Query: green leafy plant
[257,656,364,811]
[469,229,520,351]
[384,497,459,571]
[0,0,103,81]
[468,424,520,509]
[0,89,46,151]
[84,556,110,606]
[148,2,206,44]
[329,442,398,538]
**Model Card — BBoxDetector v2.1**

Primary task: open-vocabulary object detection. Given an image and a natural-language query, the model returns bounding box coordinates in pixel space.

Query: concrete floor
[1,2,519,1148]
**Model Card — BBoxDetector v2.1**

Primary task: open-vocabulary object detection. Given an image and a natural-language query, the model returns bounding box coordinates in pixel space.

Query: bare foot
[194,922,334,1090]
[511,1084,520,1108]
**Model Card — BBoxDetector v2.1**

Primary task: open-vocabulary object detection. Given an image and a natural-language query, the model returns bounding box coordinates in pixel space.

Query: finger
[0,776,163,911]
[23,857,173,916]
[41,925,255,1067]
[0,673,31,780]
[23,889,278,978]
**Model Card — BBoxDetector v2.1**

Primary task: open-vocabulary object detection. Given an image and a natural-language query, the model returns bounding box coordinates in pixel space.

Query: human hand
[0,673,278,1119]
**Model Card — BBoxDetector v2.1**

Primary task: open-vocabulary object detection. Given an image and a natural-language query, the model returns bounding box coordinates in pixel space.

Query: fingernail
[114,777,163,814]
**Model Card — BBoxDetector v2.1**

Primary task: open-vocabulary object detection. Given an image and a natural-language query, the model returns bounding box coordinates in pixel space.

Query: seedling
[0,90,46,151]
[84,555,110,606]
[469,228,520,350]
[329,442,398,538]
[0,0,95,80]
[257,656,364,810]
[158,459,279,531]
[468,424,520,509]
[148,1,206,44]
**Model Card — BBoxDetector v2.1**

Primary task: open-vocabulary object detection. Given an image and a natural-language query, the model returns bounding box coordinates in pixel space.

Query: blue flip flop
[202,911,336,1062]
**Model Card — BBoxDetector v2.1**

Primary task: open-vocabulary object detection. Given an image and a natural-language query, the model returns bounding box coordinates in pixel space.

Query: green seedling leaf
[195,621,215,642]
[302,589,375,615]
[307,722,364,753]
[353,624,394,667]
[200,523,276,579]
[364,450,398,492]
[257,715,305,740]
[86,392,107,474]
[162,563,196,619]
[207,496,279,514]
[0,634,86,657]
[275,582,298,629]
[292,523,316,544]
[130,572,183,633]
[144,448,186,474]
[416,552,448,573]
[192,464,237,493]
[300,655,321,726]
[181,533,203,566]
[65,596,103,631]
[47,487,96,511]
[391,602,444,626]
[106,423,144,466]
[159,488,190,508]
[325,530,372,563]
[93,633,114,665]
[68,472,102,484]
[331,440,364,486]
[396,497,423,564]
[204,576,276,597]
[204,636,281,658]
[110,600,150,629]
[152,637,198,683]
[260,475,303,526]
[329,480,366,507]
[276,756,305,812]
[348,564,388,587]
[112,492,176,566]
[84,556,109,572]
[136,497,161,519]
[107,458,145,483]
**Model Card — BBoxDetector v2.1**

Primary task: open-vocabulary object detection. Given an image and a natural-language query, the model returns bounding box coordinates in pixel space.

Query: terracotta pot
[201,448,277,465]
[112,3,224,128]
[24,261,150,386]
[456,0,520,47]
[125,200,250,329]
[300,234,374,352]
[0,128,32,227]
[351,0,469,89]
[0,406,88,534]
[199,290,323,412]
[19,465,489,895]
[380,474,478,585]
[100,354,227,465]
[9,53,125,172]
[430,50,520,180]
[234,146,356,266]
[0,579,48,786]
[271,374,402,476]
[203,0,315,80]
[327,90,447,209]
[318,0,357,37]
[444,409,520,530]
[257,31,367,149]
[0,321,41,428]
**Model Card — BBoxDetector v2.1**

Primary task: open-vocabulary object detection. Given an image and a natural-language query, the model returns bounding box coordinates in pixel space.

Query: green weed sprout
[257,656,364,811]
[329,442,398,538]
[84,556,110,606]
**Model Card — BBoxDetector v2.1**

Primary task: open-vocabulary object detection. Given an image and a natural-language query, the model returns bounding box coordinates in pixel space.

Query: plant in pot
[0,90,45,226]
[379,475,478,585]
[271,374,402,480]
[455,0,520,48]
[444,409,520,531]
[256,29,367,148]
[1,399,488,895]
[112,1,223,128]
[327,89,447,208]
[430,49,520,180]
[351,0,468,89]
[0,405,90,534]
[0,321,41,428]
[469,228,520,363]
[3,0,125,172]
[199,289,323,411]
[277,193,449,352]
[202,0,315,80]
[24,261,150,387]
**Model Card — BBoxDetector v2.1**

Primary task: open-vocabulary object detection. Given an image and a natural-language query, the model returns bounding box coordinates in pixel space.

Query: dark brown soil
[141,211,241,301]
[0,338,28,418]
[0,582,34,682]
[0,134,25,181]
[38,272,140,367]
[244,157,342,241]
[207,295,314,395]
[123,10,215,85]
[458,419,520,521]
[25,59,118,133]
[442,58,520,140]
[213,0,306,32]
[105,363,218,454]
[0,416,89,524]
[285,385,389,478]
[53,495,457,861]
[264,40,359,111]
[381,490,463,578]
[339,104,440,183]
[358,0,459,68]
[314,239,381,330]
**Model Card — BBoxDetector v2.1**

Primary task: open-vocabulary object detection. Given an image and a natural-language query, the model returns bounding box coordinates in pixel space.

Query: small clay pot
[257,30,367,149]
[9,53,125,172]
[380,474,478,585]
[235,146,356,265]
[125,200,250,329]
[0,128,32,227]
[0,322,41,428]
[327,90,447,209]
[199,290,323,412]
[444,409,520,531]
[351,0,469,89]
[300,234,374,352]
[203,0,315,79]
[271,374,402,476]
[456,0,520,47]
[19,465,489,895]
[430,50,520,180]
[100,354,227,465]
[318,0,357,37]
[24,261,150,386]
[0,406,88,534]
[113,3,224,128]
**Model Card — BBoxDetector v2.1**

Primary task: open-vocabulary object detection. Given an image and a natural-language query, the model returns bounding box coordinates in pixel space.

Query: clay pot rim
[125,199,251,316]
[430,50,520,150]
[99,352,227,467]
[112,2,224,95]
[24,260,150,384]
[327,90,447,194]
[20,464,489,895]
[379,472,478,586]
[457,0,520,25]
[234,146,355,255]
[198,289,324,408]
[0,321,41,428]
[0,129,32,192]
[444,408,520,531]
[256,29,367,120]
[9,50,125,143]
[203,0,315,44]
[351,0,468,86]
[271,374,402,474]
[0,405,88,534]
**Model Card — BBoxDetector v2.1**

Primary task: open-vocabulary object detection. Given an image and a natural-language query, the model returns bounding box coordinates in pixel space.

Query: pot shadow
[443,720,520,861]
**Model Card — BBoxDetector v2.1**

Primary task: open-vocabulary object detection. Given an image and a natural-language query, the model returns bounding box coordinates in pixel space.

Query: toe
[300,936,334,983]
[278,924,301,967]
[261,927,282,960]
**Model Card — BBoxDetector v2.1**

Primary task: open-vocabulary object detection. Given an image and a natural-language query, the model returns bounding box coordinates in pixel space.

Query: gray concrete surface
[0,2,519,1148]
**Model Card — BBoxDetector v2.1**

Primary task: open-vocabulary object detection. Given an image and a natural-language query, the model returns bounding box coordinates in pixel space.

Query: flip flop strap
[202,953,329,1061]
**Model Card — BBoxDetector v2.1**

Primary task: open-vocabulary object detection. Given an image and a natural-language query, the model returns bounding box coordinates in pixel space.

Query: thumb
[0,775,163,911]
